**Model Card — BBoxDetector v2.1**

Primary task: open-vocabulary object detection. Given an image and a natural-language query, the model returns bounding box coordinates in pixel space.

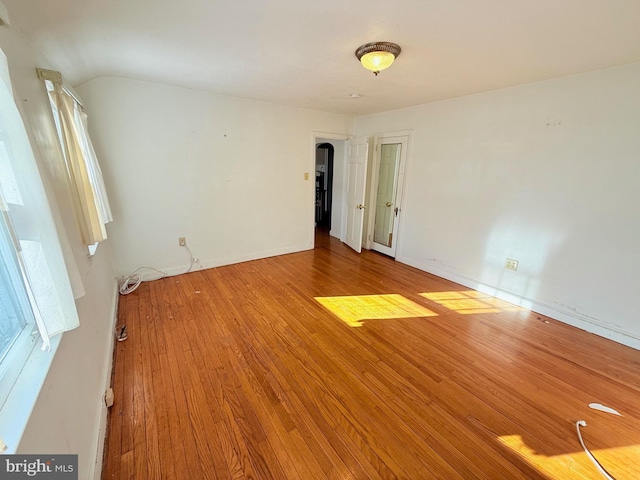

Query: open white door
[344,136,369,253]
[371,135,408,257]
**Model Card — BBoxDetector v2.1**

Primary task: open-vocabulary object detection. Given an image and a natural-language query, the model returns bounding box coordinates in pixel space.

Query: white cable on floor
[119,267,167,295]
[119,272,141,295]
[575,420,616,480]
[119,240,198,295]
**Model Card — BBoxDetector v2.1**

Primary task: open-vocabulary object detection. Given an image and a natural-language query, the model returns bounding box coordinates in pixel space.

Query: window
[0,202,37,410]
[0,50,79,452]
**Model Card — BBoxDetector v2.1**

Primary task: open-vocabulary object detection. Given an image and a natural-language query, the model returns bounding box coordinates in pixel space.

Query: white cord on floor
[119,240,198,295]
[575,420,616,480]
[119,267,167,295]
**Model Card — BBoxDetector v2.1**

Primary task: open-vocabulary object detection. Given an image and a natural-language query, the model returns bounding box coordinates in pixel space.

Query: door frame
[311,132,349,246]
[366,131,412,255]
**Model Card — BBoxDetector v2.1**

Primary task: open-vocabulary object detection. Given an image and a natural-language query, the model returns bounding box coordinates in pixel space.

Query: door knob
[386,202,393,207]
[357,204,367,210]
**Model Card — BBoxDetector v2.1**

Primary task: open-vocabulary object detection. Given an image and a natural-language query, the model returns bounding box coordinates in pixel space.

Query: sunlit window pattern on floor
[420,290,526,314]
[498,433,640,479]
[315,294,437,327]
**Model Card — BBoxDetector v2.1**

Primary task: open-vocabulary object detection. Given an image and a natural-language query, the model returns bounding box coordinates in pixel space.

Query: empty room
[0,1,639,479]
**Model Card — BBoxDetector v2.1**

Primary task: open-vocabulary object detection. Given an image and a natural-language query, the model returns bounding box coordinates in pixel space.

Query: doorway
[311,134,349,247]
[315,143,334,229]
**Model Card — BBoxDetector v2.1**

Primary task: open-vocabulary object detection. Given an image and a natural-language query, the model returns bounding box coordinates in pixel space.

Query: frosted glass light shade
[360,51,395,73]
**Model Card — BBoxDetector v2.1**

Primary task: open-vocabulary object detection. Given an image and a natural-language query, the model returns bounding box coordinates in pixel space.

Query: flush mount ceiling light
[355,42,401,76]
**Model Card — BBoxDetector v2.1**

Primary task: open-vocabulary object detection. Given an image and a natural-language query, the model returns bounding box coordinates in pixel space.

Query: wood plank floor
[102,231,640,479]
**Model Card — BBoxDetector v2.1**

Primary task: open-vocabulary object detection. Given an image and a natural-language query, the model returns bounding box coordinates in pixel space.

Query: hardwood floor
[102,231,640,479]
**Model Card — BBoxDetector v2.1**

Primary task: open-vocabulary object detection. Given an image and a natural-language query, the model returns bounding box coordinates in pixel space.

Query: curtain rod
[36,68,85,108]
[36,68,62,84]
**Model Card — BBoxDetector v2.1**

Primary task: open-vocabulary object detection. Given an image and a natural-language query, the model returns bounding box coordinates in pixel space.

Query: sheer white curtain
[0,54,79,348]
[38,69,112,246]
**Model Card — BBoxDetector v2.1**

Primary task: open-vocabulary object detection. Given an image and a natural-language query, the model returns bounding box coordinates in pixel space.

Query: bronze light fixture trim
[355,42,401,76]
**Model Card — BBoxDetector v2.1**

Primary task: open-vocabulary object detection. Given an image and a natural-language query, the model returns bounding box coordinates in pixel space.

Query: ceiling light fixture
[355,42,401,76]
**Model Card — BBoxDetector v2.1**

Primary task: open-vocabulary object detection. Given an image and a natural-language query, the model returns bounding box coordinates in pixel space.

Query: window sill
[0,334,62,453]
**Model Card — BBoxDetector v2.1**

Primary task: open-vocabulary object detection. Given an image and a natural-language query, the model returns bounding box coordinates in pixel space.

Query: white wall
[0,18,117,480]
[355,63,640,348]
[76,77,352,278]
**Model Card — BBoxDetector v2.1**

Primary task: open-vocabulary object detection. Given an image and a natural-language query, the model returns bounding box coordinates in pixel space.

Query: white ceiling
[5,0,640,115]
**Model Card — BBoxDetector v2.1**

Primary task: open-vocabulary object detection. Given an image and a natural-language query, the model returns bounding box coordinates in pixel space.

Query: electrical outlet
[505,258,519,271]
[178,237,186,247]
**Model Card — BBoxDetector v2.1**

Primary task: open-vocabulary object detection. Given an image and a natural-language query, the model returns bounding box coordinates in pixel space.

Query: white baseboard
[152,243,314,278]
[396,255,640,351]
[90,279,119,480]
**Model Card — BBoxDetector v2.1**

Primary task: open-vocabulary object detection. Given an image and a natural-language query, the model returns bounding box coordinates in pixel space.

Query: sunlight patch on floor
[420,290,526,314]
[498,434,640,479]
[315,294,437,327]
